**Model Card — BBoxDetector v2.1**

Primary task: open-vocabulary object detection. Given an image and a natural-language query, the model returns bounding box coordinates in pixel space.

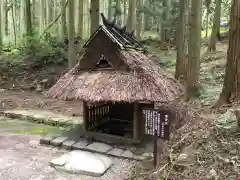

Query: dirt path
[0,133,133,180]
[0,90,83,116]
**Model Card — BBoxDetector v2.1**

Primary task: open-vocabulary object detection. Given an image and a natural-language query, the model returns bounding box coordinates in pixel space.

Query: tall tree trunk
[68,0,76,68]
[46,0,53,25]
[123,0,128,25]
[20,0,25,37]
[175,0,188,80]
[61,0,67,39]
[205,15,209,37]
[25,0,32,37]
[108,0,113,21]
[5,0,9,36]
[76,0,84,37]
[115,0,121,26]
[161,0,171,46]
[39,0,45,35]
[208,0,222,52]
[31,0,36,24]
[127,0,136,34]
[136,0,145,40]
[0,0,4,43]
[11,0,16,45]
[0,0,3,46]
[185,0,202,100]
[217,0,240,105]
[90,0,100,35]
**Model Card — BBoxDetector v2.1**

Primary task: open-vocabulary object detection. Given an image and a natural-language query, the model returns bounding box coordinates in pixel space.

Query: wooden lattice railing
[88,104,110,130]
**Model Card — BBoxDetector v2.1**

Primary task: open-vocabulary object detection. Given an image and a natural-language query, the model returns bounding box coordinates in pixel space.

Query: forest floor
[0,40,238,179]
[132,41,240,180]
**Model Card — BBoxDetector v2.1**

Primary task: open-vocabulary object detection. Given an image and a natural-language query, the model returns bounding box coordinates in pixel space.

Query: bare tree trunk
[108,0,113,21]
[61,0,67,39]
[90,0,100,35]
[185,0,202,100]
[11,0,16,45]
[216,0,240,105]
[25,0,32,37]
[136,0,145,40]
[5,0,9,36]
[39,0,45,35]
[123,0,128,25]
[207,0,222,52]
[0,0,3,46]
[46,0,53,25]
[76,0,84,37]
[68,0,76,68]
[127,0,136,34]
[175,0,188,80]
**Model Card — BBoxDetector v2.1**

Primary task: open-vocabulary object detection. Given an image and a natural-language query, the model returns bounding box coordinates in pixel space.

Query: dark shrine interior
[88,102,134,138]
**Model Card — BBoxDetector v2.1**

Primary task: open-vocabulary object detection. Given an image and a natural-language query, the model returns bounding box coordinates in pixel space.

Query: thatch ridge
[46,49,183,103]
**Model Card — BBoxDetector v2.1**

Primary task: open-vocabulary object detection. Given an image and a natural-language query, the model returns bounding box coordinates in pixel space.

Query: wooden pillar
[133,102,139,140]
[83,101,89,132]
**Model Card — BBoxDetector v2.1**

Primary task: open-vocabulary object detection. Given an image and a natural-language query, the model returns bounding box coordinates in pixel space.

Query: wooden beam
[133,102,139,140]
[83,101,89,132]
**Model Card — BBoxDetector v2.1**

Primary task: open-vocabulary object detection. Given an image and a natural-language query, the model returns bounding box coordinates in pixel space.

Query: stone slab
[72,141,88,150]
[50,150,112,177]
[133,155,147,161]
[49,153,71,167]
[50,137,68,146]
[62,140,76,150]
[85,142,112,153]
[3,109,83,126]
[107,148,124,157]
[40,136,56,145]
[120,150,134,159]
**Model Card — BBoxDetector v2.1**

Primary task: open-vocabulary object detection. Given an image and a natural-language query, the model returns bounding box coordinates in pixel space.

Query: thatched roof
[45,49,183,103]
[84,13,146,52]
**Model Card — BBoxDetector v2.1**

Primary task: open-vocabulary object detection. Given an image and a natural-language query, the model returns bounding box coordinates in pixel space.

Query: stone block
[50,137,68,146]
[85,142,112,153]
[50,150,112,177]
[72,141,88,150]
[62,140,76,150]
[121,150,134,159]
[40,136,56,145]
[107,148,124,157]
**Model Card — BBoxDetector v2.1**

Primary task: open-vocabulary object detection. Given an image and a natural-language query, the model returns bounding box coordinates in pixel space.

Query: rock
[72,141,88,150]
[50,150,112,177]
[62,140,76,150]
[230,149,237,155]
[49,153,71,167]
[85,142,112,153]
[50,137,68,146]
[40,136,56,145]
[142,152,153,158]
[133,155,146,161]
[107,148,124,157]
[216,109,237,129]
[121,150,134,159]
[208,169,217,178]
[177,153,188,162]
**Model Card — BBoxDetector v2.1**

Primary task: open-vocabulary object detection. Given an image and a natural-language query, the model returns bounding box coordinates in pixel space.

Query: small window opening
[96,55,113,69]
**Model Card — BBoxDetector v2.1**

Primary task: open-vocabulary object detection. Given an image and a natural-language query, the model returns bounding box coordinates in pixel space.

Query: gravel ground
[0,134,134,180]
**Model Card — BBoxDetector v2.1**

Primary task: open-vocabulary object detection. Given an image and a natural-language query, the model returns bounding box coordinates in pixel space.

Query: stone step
[2,109,83,127]
[40,135,150,161]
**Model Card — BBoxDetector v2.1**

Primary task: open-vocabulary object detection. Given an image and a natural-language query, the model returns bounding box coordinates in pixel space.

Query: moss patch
[8,127,63,136]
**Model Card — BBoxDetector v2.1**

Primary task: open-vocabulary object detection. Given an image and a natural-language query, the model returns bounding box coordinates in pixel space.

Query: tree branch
[39,0,69,39]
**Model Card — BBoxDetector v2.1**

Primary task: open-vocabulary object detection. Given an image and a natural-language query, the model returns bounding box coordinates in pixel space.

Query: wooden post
[83,101,89,132]
[133,102,139,140]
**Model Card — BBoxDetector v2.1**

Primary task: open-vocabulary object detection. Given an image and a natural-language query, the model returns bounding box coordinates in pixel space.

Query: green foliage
[215,110,237,129]
[16,32,66,63]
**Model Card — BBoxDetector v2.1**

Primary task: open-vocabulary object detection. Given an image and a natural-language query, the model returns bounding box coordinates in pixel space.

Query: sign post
[143,109,170,168]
